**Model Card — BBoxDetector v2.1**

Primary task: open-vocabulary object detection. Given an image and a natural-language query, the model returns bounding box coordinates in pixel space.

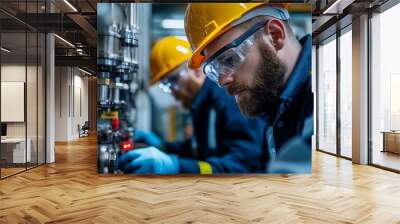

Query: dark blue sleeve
[162,140,201,173]
[163,139,194,157]
[177,157,200,173]
[206,97,266,173]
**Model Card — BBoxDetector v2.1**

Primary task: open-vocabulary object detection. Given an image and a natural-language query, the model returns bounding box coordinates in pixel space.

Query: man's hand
[118,147,179,174]
[134,130,162,148]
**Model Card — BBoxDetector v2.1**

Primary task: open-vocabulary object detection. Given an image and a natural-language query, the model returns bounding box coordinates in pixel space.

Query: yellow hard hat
[150,36,192,85]
[184,3,289,69]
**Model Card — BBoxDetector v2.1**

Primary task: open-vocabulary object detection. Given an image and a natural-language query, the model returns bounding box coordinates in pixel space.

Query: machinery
[97,3,139,174]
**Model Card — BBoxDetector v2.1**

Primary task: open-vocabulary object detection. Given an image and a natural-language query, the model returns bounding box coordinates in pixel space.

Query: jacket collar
[260,34,312,123]
[279,34,312,104]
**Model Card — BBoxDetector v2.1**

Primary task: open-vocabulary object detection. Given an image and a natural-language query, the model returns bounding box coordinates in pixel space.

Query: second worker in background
[119,36,266,174]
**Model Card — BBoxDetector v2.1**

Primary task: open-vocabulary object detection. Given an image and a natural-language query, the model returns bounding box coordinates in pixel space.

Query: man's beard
[236,44,287,118]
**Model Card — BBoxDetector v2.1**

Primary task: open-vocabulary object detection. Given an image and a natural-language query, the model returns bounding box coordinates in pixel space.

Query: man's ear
[264,19,286,51]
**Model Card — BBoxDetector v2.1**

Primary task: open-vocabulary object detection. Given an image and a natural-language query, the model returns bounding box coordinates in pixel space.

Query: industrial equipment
[97,3,140,174]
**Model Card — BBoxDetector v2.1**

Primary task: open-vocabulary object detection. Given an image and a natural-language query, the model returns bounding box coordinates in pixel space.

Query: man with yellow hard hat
[118,36,266,174]
[184,3,313,173]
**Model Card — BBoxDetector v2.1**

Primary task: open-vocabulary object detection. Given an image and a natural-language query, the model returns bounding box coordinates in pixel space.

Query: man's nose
[219,74,234,87]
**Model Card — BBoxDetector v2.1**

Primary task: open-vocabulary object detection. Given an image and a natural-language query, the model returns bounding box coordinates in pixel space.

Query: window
[371,3,400,171]
[339,28,352,158]
[317,36,337,154]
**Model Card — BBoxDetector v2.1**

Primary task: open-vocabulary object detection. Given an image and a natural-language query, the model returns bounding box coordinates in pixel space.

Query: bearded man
[184,3,313,173]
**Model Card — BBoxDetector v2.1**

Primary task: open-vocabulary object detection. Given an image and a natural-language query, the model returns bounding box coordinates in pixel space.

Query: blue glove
[119,147,179,174]
[134,130,162,148]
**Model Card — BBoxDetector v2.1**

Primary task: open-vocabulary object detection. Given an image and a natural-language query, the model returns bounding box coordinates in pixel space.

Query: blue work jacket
[165,78,266,173]
[262,34,313,173]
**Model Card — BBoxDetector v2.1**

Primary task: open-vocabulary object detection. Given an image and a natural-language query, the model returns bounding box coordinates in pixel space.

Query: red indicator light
[120,140,134,152]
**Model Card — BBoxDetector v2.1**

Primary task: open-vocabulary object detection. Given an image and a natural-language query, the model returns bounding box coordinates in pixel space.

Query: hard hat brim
[187,21,236,69]
[150,61,185,86]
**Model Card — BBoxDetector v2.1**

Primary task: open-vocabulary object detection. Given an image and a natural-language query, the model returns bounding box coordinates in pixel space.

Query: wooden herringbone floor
[1,135,400,223]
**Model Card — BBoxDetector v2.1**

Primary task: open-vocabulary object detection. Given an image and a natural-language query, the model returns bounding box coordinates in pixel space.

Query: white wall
[1,64,46,164]
[72,73,89,138]
[55,66,68,141]
[1,65,40,138]
[1,65,26,141]
[54,67,89,141]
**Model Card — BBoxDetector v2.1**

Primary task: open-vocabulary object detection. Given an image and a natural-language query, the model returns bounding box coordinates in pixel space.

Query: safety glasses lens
[158,68,187,93]
[203,47,247,86]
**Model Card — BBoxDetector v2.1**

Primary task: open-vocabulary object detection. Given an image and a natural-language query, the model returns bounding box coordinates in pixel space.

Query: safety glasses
[202,21,267,86]
[158,65,188,94]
